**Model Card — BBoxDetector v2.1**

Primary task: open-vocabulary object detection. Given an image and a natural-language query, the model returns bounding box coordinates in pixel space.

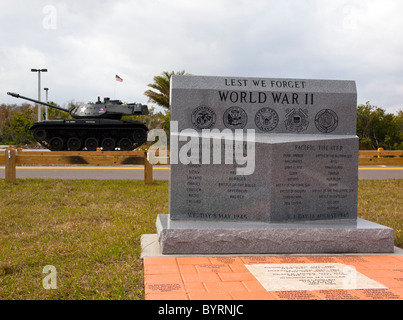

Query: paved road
[358,167,403,180]
[1,166,402,180]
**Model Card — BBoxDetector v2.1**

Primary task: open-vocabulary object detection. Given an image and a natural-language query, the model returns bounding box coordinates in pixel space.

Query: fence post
[144,151,153,184]
[5,148,16,183]
[377,148,384,158]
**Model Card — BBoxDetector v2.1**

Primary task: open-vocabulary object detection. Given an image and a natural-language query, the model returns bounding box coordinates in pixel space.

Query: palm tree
[144,70,187,109]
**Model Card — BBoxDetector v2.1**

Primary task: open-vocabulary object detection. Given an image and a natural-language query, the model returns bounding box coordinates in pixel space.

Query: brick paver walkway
[144,255,403,300]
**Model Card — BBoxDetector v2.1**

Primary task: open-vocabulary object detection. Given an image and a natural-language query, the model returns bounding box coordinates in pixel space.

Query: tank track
[31,122,148,151]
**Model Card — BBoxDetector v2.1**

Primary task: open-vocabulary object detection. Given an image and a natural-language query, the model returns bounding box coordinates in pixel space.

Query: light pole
[44,87,49,120]
[31,68,47,121]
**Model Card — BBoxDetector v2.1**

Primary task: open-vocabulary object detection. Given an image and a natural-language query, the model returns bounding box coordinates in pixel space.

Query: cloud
[0,0,402,113]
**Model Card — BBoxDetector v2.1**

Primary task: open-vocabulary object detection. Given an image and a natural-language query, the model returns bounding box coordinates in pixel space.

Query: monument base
[156,214,394,255]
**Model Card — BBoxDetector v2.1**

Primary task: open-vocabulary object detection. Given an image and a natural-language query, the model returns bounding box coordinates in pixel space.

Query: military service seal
[223,106,248,129]
[255,107,279,132]
[191,106,216,129]
[314,109,338,133]
[284,108,309,133]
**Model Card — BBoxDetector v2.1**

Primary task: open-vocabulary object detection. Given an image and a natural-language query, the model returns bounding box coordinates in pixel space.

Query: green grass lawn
[0,179,402,299]
[0,179,168,299]
[357,180,403,248]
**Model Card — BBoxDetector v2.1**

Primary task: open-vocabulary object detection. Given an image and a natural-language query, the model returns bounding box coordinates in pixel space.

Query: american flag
[115,74,123,82]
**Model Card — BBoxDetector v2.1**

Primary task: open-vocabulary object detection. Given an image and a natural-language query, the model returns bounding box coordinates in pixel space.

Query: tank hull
[30,119,148,151]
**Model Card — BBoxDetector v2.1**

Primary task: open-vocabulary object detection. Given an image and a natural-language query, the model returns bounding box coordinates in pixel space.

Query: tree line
[357,102,403,150]
[0,71,402,150]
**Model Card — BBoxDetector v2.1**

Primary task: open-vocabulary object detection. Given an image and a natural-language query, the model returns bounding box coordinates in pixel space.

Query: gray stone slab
[170,133,358,223]
[170,75,357,135]
[156,214,395,255]
[141,234,403,258]
[168,75,359,224]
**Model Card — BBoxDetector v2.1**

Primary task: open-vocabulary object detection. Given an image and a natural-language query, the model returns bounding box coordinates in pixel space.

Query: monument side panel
[269,136,359,222]
[169,133,272,222]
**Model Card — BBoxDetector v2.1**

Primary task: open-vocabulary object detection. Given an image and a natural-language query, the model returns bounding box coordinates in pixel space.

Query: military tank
[7,92,149,151]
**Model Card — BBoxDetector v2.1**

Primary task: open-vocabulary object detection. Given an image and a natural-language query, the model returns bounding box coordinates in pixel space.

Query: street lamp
[31,68,48,121]
[44,87,49,120]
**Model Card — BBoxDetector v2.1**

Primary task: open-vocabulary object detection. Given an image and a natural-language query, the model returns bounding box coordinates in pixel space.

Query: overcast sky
[0,0,402,114]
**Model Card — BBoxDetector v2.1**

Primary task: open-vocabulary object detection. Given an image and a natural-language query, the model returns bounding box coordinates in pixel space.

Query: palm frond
[144,70,189,109]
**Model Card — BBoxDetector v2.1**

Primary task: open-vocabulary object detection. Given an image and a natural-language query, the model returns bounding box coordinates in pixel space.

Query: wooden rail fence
[358,148,403,166]
[1,147,402,183]
[0,148,154,184]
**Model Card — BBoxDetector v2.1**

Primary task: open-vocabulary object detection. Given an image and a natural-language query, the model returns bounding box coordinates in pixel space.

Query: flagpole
[114,80,116,99]
[114,75,123,99]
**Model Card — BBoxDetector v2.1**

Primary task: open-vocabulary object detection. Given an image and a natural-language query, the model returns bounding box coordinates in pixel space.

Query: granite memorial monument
[155,75,394,254]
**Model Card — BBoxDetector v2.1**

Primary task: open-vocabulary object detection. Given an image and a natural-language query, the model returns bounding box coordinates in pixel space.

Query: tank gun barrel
[7,92,70,113]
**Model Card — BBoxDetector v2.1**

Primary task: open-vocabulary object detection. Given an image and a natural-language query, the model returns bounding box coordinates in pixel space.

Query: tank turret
[7,92,149,151]
[7,92,149,119]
